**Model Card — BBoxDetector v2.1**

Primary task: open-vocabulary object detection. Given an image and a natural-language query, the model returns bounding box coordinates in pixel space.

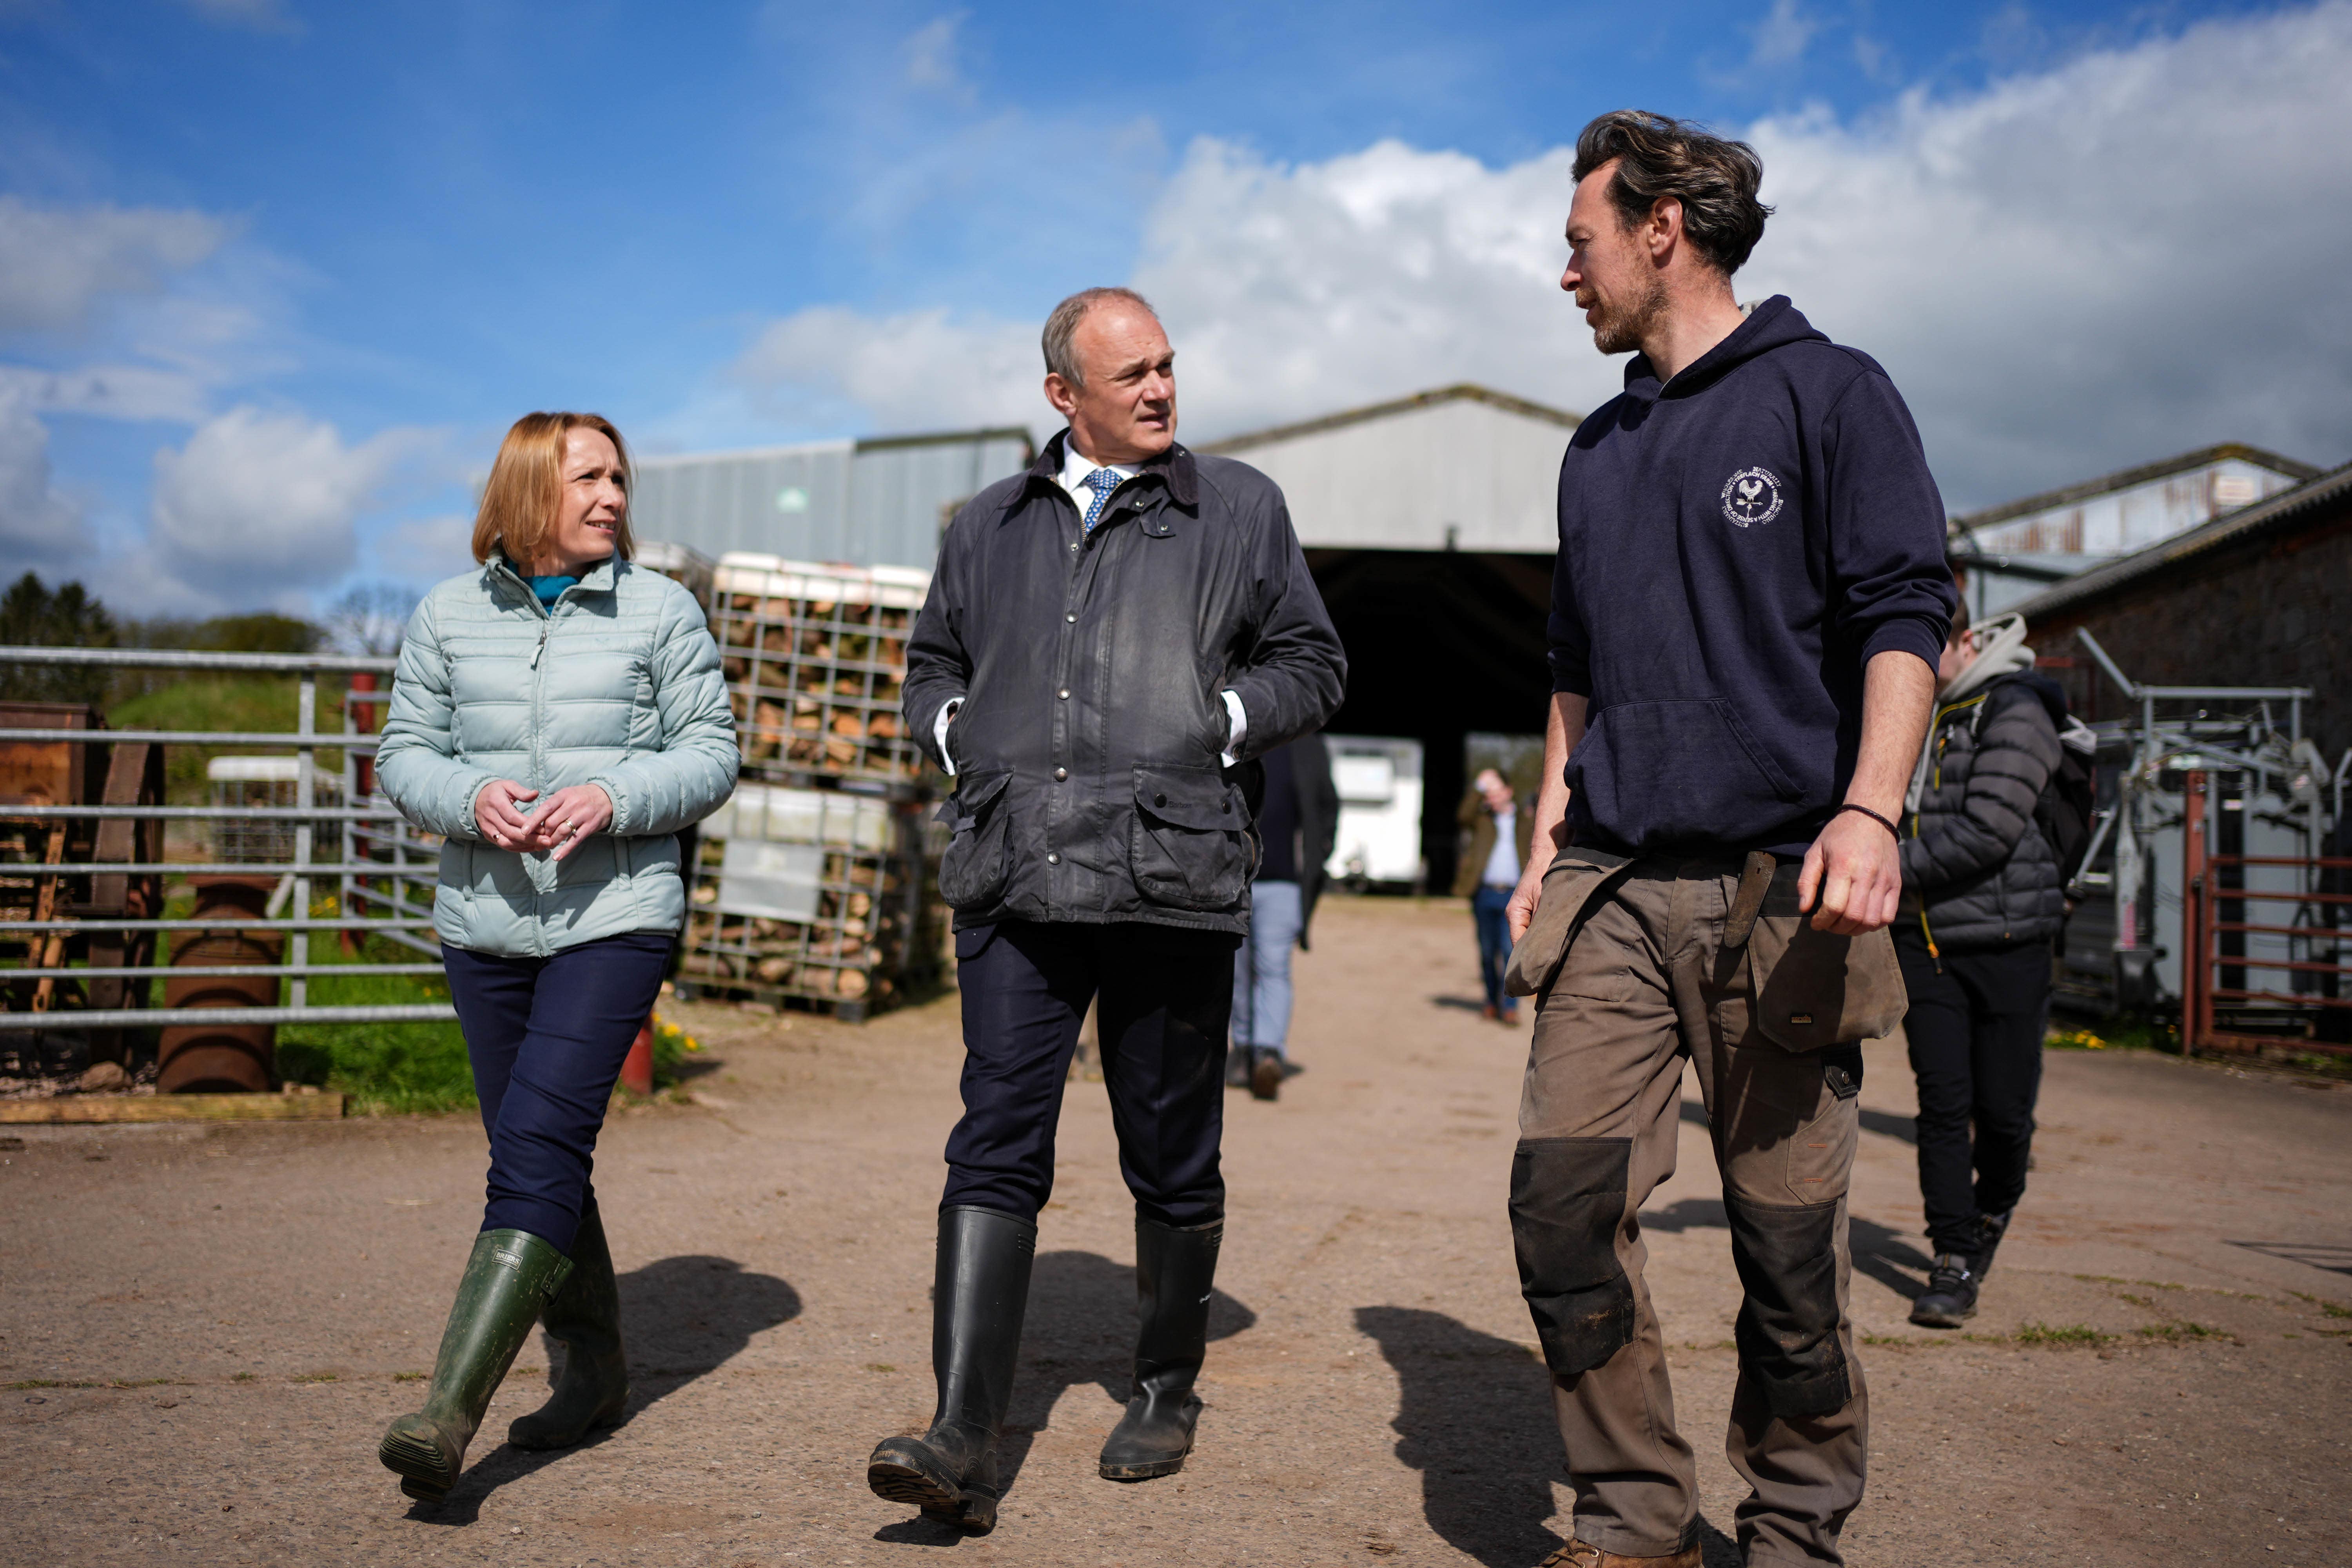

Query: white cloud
[903,13,972,98]
[0,197,230,333]
[1134,138,1590,439]
[371,512,477,588]
[0,386,85,573]
[1737,1,2352,503]
[175,0,302,34]
[726,2,2352,510]
[1748,0,1818,68]
[0,363,214,424]
[147,407,416,598]
[735,304,1040,436]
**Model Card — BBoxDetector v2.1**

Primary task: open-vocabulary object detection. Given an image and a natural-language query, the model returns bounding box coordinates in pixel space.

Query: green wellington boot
[379,1229,573,1502]
[1099,1217,1221,1481]
[868,1206,1037,1535]
[508,1203,628,1450]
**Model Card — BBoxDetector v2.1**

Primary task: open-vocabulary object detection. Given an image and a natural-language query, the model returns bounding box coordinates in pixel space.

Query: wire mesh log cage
[674,780,945,1021]
[709,554,935,789]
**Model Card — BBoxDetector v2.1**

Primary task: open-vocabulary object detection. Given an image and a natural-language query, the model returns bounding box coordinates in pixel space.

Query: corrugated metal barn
[1947,443,2316,620]
[630,427,1035,569]
[1203,384,1581,891]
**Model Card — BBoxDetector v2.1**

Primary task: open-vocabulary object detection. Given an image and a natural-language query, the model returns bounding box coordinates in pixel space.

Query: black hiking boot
[380,1229,573,1501]
[1225,1046,1251,1089]
[1972,1208,2014,1279]
[1099,1217,1221,1481]
[867,1206,1036,1535]
[1909,1252,1982,1329]
[507,1201,629,1450]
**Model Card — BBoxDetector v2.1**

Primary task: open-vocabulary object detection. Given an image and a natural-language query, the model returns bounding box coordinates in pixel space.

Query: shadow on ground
[406,1255,801,1525]
[871,1249,1256,1544]
[1357,1305,1566,1566]
[1355,1306,1769,1568]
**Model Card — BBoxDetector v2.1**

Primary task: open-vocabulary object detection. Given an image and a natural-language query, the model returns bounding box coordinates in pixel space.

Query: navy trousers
[943,920,1238,1229]
[443,931,673,1254]
[1472,884,1513,1011]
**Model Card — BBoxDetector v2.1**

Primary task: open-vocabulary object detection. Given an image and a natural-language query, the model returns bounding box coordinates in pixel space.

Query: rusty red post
[619,1017,655,1097]
[2181,771,2207,1054]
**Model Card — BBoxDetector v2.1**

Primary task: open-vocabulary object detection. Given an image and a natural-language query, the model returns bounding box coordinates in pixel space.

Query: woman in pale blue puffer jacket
[372,411,736,1504]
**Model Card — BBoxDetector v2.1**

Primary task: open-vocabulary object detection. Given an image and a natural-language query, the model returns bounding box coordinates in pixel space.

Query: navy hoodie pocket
[1570,700,1802,847]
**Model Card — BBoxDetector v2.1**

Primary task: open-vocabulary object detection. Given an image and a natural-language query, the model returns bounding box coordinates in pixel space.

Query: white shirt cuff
[934,699,961,777]
[1219,689,1247,768]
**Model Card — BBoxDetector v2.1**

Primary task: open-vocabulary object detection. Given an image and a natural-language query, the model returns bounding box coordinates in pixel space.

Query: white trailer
[1321,734,1425,891]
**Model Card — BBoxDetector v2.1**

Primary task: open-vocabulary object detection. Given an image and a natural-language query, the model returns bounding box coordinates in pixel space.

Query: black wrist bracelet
[1836,802,1901,841]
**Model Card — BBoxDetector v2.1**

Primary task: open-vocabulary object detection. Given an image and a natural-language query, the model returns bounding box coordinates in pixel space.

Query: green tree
[0,572,118,705]
[186,612,321,654]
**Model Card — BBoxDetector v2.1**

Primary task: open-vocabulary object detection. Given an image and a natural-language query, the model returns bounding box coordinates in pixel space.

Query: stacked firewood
[682,559,949,1019]
[679,842,942,1016]
[709,555,931,784]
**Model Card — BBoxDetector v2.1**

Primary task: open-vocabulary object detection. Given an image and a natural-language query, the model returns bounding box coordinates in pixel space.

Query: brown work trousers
[1506,848,1904,1567]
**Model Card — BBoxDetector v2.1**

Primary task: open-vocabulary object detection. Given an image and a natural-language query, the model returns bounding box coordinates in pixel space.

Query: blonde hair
[470,411,636,567]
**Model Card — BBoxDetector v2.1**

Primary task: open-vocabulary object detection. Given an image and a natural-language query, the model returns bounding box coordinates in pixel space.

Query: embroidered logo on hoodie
[1721,467,1785,528]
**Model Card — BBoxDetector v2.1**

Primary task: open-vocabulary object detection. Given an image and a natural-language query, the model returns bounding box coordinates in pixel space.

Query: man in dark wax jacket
[866,286,1346,1534]
[1502,114,1950,1568]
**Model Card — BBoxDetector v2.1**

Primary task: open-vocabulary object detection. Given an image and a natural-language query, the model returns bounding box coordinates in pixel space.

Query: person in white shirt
[1455,768,1535,1023]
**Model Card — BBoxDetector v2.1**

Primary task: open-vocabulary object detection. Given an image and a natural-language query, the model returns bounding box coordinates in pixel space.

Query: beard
[1587,274,1668,357]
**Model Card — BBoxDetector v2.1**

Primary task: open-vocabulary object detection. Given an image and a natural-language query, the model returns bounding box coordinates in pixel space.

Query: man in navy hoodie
[1500,112,1951,1568]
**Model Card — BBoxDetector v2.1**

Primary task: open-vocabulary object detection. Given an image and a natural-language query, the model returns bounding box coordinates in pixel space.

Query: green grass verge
[2011,1321,2114,1346]
[272,934,474,1116]
[109,676,354,803]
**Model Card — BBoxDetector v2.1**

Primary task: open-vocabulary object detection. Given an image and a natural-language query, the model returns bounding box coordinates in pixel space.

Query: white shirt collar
[1060,431,1134,490]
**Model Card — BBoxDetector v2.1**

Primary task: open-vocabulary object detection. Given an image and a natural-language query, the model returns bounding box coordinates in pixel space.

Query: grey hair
[1041,286,1158,388]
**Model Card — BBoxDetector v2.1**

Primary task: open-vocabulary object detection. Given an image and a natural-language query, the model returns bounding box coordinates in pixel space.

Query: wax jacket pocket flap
[1132,766,1242,829]
[937,770,1015,910]
[1129,765,1250,911]
[935,769,1011,831]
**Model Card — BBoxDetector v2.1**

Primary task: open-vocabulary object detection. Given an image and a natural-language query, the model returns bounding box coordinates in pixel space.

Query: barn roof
[1948,442,2319,535]
[1198,384,1582,554]
[2010,458,2352,621]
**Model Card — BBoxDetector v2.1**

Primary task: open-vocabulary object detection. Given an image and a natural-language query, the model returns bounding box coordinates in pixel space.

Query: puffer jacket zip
[503,558,563,937]
[1907,690,1987,972]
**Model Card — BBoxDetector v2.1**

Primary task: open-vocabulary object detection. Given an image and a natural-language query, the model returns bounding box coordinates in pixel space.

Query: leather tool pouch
[1734,860,1907,1051]
[1503,846,1634,999]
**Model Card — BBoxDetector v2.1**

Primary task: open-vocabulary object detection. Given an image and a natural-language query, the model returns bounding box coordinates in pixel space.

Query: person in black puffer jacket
[1895,603,2063,1329]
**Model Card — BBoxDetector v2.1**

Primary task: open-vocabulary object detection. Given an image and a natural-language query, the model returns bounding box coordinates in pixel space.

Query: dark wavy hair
[1572,110,1773,276]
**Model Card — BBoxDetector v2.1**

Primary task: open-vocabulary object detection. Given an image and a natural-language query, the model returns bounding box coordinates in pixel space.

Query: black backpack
[1975,678,2098,891]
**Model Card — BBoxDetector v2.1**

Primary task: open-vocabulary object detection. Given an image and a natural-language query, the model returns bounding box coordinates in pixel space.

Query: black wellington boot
[1098,1216,1222,1481]
[380,1229,573,1501]
[508,1202,629,1450]
[867,1206,1037,1535]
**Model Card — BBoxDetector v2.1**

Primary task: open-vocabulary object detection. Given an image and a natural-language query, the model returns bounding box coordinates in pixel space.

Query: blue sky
[2,0,2343,614]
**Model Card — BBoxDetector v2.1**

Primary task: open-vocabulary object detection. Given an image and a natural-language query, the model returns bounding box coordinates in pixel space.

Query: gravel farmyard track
[5,894,2350,1566]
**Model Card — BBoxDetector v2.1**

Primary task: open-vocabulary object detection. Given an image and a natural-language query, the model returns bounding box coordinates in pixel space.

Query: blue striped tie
[1081,467,1122,534]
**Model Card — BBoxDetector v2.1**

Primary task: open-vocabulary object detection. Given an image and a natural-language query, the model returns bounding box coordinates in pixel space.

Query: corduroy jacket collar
[1007,427,1199,520]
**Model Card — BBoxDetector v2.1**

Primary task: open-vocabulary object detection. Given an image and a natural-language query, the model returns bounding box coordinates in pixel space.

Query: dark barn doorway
[1304,548,1555,895]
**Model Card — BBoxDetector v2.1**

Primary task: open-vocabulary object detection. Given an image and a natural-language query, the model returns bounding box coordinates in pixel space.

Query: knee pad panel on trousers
[1724,1192,1850,1420]
[1509,1137,1635,1379]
